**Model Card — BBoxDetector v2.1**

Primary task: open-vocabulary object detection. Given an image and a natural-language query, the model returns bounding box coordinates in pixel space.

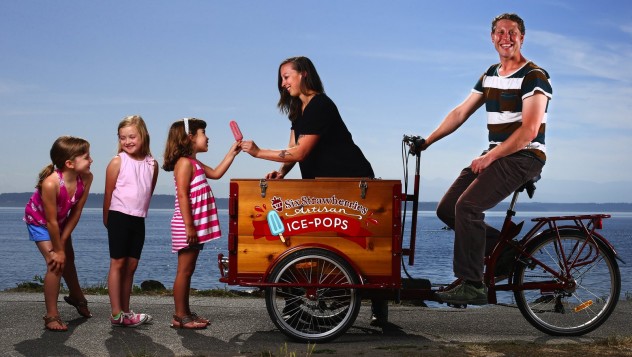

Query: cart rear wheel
[264,248,361,342]
[513,229,620,336]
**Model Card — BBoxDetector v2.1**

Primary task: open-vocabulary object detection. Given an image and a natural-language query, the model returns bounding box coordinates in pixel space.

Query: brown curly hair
[161,118,207,171]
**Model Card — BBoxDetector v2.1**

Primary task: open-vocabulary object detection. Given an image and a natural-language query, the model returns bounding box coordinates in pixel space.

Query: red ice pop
[229,120,243,141]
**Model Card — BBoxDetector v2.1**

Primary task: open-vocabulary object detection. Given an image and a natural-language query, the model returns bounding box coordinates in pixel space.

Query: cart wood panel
[226,178,402,285]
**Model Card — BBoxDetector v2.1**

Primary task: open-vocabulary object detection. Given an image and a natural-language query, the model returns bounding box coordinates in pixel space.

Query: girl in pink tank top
[103,115,159,327]
[162,117,241,329]
[23,136,94,332]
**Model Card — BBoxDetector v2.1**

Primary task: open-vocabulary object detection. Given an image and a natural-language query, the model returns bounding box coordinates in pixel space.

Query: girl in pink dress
[23,136,94,331]
[162,118,241,329]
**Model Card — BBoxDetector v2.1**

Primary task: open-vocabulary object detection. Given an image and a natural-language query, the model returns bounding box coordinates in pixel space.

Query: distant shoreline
[3,192,632,212]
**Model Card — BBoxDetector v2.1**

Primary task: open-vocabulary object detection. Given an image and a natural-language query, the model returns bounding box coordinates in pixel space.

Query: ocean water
[2,207,631,299]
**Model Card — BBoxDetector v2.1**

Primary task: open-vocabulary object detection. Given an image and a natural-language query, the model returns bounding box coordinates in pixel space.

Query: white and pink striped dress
[170,158,221,252]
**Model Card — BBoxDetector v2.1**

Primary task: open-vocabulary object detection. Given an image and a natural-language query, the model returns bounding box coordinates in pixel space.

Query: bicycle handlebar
[403,135,426,156]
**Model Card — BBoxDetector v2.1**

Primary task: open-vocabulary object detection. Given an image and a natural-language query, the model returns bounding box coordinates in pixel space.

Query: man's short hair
[492,13,525,34]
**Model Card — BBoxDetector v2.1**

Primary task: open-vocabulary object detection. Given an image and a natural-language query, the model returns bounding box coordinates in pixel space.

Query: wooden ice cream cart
[218,178,408,342]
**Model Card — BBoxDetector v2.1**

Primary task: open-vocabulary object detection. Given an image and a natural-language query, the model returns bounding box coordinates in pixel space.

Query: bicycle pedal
[447,303,467,309]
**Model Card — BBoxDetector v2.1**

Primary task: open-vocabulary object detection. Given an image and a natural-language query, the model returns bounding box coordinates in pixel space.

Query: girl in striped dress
[162,118,241,329]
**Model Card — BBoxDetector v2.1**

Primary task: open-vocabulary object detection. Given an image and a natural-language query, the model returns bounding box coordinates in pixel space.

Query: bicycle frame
[487,214,615,302]
[400,135,619,305]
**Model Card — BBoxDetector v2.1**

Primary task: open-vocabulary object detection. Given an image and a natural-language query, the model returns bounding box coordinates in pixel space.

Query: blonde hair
[161,118,207,172]
[117,115,152,156]
[36,136,90,191]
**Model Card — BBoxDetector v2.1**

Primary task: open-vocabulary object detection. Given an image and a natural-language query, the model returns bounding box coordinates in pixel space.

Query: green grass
[5,275,264,298]
[8,276,632,304]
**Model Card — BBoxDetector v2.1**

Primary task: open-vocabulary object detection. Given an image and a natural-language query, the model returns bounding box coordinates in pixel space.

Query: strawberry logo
[271,196,283,212]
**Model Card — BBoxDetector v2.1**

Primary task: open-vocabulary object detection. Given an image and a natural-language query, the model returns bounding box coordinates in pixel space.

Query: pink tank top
[23,170,85,229]
[108,152,155,217]
[170,158,221,252]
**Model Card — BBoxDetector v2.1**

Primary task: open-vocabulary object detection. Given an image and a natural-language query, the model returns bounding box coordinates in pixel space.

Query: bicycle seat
[516,175,541,199]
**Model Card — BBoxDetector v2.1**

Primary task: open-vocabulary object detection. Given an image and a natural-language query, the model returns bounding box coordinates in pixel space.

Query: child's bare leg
[60,238,91,317]
[121,257,139,312]
[36,241,62,319]
[108,257,126,315]
[62,238,86,301]
[173,249,199,317]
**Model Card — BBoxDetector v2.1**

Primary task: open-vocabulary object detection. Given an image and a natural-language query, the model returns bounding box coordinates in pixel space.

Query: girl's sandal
[190,311,210,326]
[64,296,92,318]
[170,314,207,329]
[44,315,68,332]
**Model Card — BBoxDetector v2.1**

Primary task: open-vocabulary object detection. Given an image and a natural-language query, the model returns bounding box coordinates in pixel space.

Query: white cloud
[0,80,38,95]
[553,81,632,130]
[619,24,632,36]
[529,30,632,83]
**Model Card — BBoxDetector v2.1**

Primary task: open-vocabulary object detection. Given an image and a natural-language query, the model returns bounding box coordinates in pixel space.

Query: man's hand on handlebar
[403,135,427,155]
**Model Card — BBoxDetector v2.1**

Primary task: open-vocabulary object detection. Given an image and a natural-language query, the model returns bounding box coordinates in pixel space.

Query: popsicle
[266,210,286,243]
[229,120,243,141]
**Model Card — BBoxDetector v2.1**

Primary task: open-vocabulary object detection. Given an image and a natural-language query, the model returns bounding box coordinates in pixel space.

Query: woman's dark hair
[277,56,325,122]
[161,118,207,171]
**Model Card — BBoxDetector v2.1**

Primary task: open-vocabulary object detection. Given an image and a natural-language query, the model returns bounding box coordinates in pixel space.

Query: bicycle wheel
[264,248,361,342]
[513,229,620,336]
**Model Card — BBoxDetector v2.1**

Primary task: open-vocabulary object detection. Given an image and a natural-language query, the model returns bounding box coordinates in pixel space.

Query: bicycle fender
[524,227,618,258]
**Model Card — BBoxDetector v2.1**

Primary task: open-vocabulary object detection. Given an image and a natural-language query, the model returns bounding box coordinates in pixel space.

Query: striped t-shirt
[472,61,552,162]
[170,158,221,252]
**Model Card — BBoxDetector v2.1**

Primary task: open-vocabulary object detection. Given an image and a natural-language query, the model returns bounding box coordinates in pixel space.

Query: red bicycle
[218,135,621,342]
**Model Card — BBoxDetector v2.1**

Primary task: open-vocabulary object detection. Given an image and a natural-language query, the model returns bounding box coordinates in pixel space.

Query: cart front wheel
[264,248,361,343]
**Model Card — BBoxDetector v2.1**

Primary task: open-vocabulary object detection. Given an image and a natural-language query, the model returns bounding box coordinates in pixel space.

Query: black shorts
[107,210,146,259]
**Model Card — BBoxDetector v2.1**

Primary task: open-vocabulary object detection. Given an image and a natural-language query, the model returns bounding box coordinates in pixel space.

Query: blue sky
[1,1,631,203]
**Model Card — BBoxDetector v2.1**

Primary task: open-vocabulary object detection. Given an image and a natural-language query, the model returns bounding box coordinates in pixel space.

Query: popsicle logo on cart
[252,195,379,247]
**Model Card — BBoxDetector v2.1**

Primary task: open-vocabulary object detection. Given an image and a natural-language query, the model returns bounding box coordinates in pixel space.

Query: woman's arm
[241,129,319,163]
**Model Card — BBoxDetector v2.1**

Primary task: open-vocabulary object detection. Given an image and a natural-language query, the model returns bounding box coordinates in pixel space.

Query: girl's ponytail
[35,136,90,191]
[36,164,55,192]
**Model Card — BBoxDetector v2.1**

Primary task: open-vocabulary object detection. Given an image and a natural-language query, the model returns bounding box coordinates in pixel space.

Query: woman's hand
[240,140,260,158]
[265,170,284,179]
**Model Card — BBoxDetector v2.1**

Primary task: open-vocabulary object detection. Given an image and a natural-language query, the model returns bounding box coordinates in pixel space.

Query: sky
[1,1,631,203]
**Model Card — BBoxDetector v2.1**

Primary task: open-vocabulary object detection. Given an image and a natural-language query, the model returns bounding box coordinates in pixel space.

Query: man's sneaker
[436,281,487,305]
[110,311,148,327]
